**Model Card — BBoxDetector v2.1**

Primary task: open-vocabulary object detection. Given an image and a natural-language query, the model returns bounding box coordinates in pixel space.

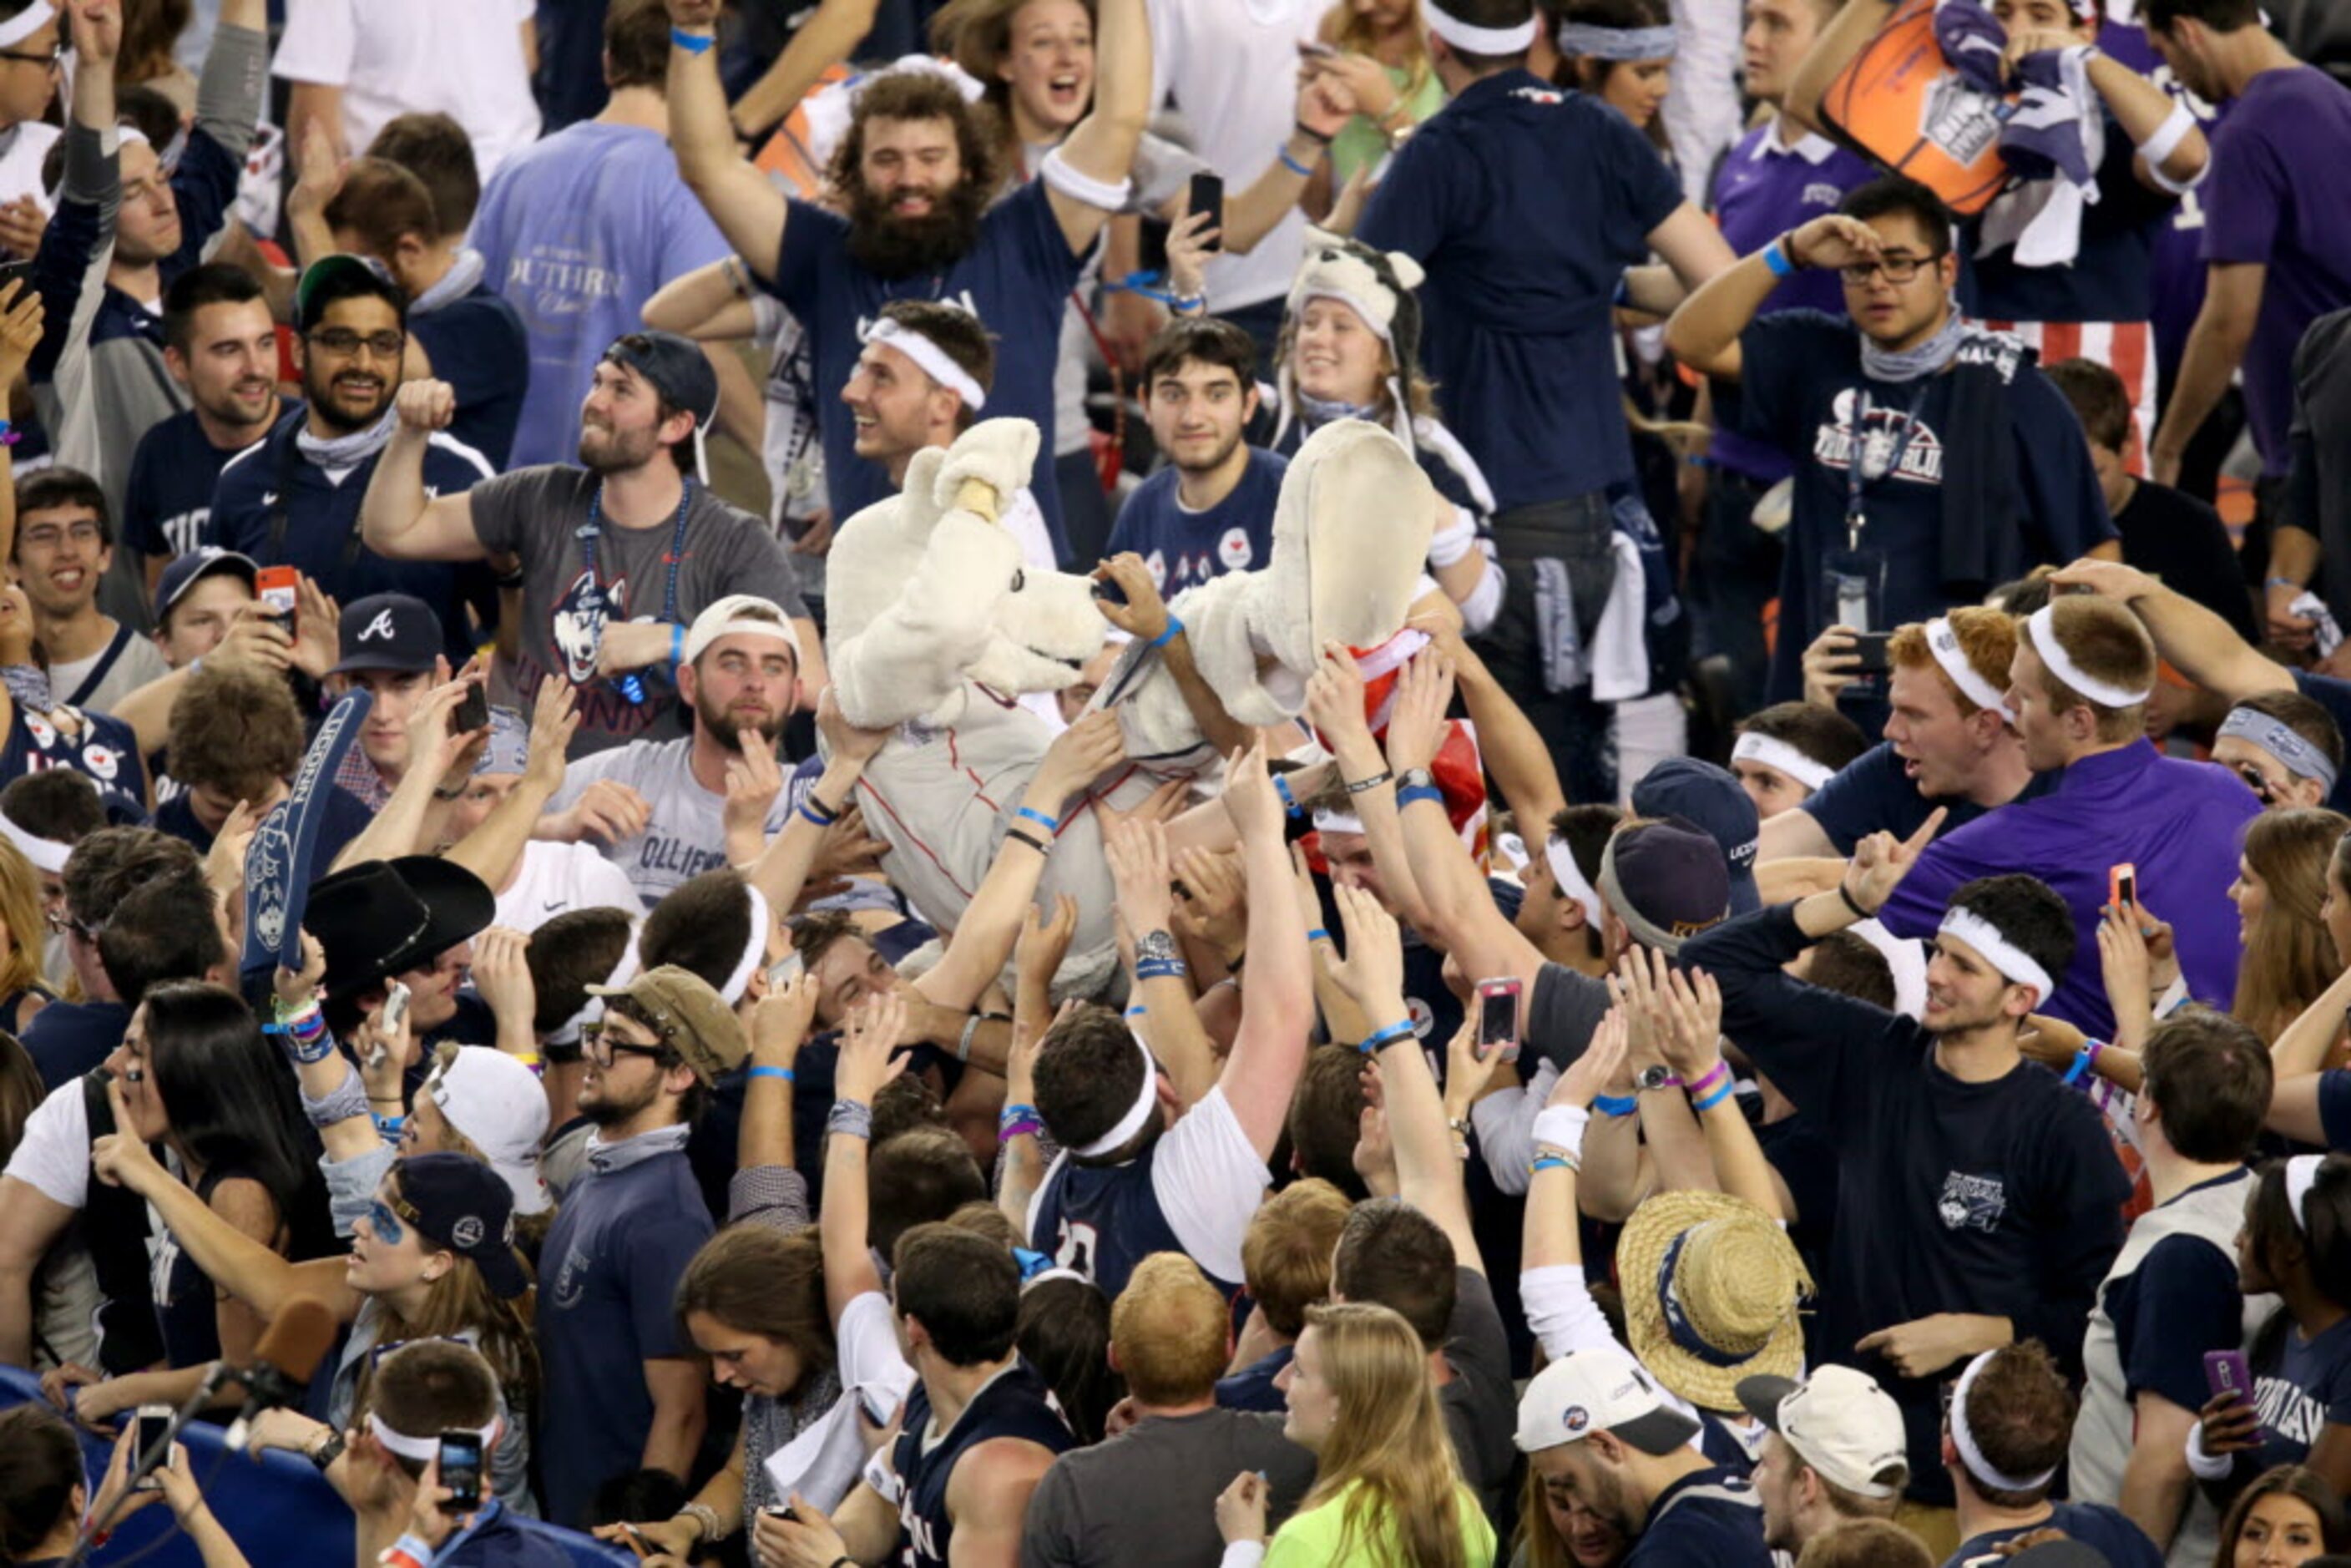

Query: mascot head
[1261,419,1436,673]
[1275,229,1428,450]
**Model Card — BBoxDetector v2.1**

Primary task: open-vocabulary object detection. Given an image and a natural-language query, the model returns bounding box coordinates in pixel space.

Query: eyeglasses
[0,44,65,69]
[307,328,405,361]
[43,910,94,938]
[1838,253,1940,285]
[20,522,103,551]
[582,1021,670,1068]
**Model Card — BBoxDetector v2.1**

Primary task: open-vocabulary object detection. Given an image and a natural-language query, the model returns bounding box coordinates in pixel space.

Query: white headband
[862,317,986,413]
[1070,1031,1161,1158]
[1544,834,1605,931]
[1313,806,1366,837]
[0,811,71,875]
[0,6,50,49]
[2288,1154,2325,1232]
[366,1413,500,1466]
[1422,0,1539,54]
[1555,20,1677,59]
[1731,733,1834,793]
[1938,908,2054,1003]
[1925,617,2014,724]
[1949,1353,2057,1495]
[2026,604,2151,711]
[549,934,642,1048]
[720,885,773,1007]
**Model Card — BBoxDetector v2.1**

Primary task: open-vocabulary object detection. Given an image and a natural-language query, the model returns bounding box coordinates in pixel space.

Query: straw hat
[1618,1189,1812,1414]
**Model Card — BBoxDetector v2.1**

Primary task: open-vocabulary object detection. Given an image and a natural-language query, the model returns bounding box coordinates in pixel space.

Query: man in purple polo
[2144,0,2351,620]
[1693,0,1875,712]
[1870,594,2256,1034]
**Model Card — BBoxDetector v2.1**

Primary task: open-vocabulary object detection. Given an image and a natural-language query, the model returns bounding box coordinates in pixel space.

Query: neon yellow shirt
[1261,1480,1496,1568]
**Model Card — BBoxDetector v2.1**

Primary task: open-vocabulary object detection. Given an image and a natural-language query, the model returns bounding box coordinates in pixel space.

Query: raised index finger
[1901,807,1949,858]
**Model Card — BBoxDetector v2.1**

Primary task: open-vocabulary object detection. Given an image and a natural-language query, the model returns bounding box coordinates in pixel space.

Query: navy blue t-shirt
[1623,1468,1772,1567]
[1214,1344,1292,1414]
[534,1139,714,1526]
[761,180,1089,543]
[1965,115,2175,326]
[123,406,295,563]
[2252,1309,2351,1474]
[891,1359,1074,1568]
[1358,71,1683,509]
[1944,1500,2162,1567]
[1727,311,2116,703]
[1800,742,2059,855]
[153,781,371,867]
[1031,1137,1228,1301]
[411,285,529,469]
[2288,670,2351,815]
[2102,1182,2252,1417]
[2,703,146,806]
[1106,448,1286,595]
[23,998,130,1090]
[205,410,497,666]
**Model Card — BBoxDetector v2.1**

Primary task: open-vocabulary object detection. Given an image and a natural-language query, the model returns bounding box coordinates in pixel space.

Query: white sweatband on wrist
[1039,146,1133,212]
[1428,509,1478,569]
[2184,1417,2234,1481]
[1531,1103,1590,1161]
[2136,102,2196,170]
[1219,1545,1267,1568]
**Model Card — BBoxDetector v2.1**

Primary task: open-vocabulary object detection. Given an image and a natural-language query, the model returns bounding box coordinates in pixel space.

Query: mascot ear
[1385,250,1425,291]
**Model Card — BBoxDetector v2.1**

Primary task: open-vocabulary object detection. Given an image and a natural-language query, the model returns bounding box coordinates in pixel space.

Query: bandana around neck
[296,405,400,471]
[1859,311,1969,383]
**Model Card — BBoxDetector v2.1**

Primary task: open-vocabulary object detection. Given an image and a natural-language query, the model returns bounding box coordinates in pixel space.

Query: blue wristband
[1273,774,1303,818]
[2062,1044,2096,1086]
[1125,1005,1147,1018]
[1278,145,1316,178]
[1691,1080,1736,1113]
[749,1065,794,1083]
[1594,1092,1638,1119]
[798,801,835,828]
[1762,238,1797,277]
[670,26,715,53]
[1531,1156,1573,1176]
[1135,959,1188,982]
[1305,927,1332,944]
[1396,784,1444,809]
[1016,806,1059,833]
[1358,1019,1416,1055]
[1149,615,1184,649]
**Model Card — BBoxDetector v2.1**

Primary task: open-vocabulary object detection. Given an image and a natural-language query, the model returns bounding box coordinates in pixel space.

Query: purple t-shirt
[1706,120,1874,483]
[2201,64,2351,475]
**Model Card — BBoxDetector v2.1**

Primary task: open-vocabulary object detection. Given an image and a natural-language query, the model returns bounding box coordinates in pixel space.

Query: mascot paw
[932,418,1042,519]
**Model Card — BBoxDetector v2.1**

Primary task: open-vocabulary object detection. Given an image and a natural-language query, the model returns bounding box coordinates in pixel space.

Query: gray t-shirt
[1018,1406,1314,1568]
[1441,1267,1521,1537]
[550,735,793,908]
[1529,961,1608,1074]
[468,463,807,751]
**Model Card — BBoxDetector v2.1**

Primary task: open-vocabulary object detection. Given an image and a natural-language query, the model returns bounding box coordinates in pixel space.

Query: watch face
[1136,930,1177,963]
[1637,1065,1671,1090]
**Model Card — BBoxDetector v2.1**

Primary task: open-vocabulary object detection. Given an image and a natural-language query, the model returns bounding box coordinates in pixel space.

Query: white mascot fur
[822,415,1437,992]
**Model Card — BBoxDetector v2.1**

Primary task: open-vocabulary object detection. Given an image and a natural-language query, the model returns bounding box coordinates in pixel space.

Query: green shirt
[1261,1479,1497,1568]
[1331,65,1449,187]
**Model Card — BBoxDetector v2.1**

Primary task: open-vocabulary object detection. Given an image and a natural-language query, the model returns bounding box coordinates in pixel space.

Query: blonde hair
[2236,808,2350,1045]
[1109,1252,1231,1406]
[1323,0,1434,108]
[929,0,1089,157]
[0,839,46,1005]
[1297,1302,1472,1568]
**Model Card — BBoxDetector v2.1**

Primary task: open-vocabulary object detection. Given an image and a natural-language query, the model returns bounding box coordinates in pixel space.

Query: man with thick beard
[662,0,1150,553]
[361,327,817,752]
[206,256,493,668]
[538,595,803,908]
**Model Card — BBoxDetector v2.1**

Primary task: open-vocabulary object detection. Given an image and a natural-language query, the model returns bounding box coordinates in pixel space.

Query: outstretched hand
[1847,807,1945,915]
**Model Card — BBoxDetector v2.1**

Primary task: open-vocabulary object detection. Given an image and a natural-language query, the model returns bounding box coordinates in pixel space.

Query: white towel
[1589,532,1649,702]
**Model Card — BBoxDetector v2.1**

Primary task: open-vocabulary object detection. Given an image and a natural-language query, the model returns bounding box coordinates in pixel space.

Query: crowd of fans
[0,0,2343,1564]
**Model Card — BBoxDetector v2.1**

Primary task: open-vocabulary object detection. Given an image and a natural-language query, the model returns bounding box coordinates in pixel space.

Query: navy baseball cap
[1598,818,1731,956]
[1632,757,1760,916]
[153,547,257,625]
[331,592,442,675]
[393,1153,527,1299]
[604,330,719,432]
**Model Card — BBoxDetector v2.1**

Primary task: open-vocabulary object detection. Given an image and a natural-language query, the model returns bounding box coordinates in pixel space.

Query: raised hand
[1091,553,1171,644]
[1655,961,1724,1080]
[1801,624,1862,709]
[1033,709,1125,807]
[816,685,890,766]
[1016,894,1080,994]
[1163,209,1219,306]
[1327,882,1405,1016]
[836,992,910,1105]
[1554,1004,1631,1109]
[1383,646,1455,775]
[2047,557,2156,604]
[1105,815,1176,942]
[751,973,820,1065]
[1172,847,1247,967]
[0,278,43,387]
[1784,214,1883,272]
[91,1076,162,1193]
[1847,807,1947,916]
[523,674,579,794]
[1222,736,1281,846]
[1304,642,1373,749]
[272,929,327,1012]
[290,575,341,678]
[721,742,786,846]
[469,927,536,1039]
[393,378,457,433]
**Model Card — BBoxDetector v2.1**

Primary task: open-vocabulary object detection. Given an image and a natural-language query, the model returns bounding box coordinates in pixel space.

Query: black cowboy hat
[307,856,494,1000]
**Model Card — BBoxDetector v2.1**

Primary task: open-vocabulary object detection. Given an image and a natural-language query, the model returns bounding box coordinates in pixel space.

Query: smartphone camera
[1474,979,1521,1065]
[437,1430,483,1512]
[133,1404,172,1491]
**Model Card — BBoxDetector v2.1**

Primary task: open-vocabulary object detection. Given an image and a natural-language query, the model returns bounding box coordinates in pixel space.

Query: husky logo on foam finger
[551,569,625,686]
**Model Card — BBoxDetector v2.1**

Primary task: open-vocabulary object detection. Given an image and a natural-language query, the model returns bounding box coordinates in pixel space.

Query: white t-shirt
[493,840,643,933]
[1025,1085,1270,1286]
[0,120,58,213]
[549,736,795,909]
[5,1077,89,1210]
[271,0,540,180]
[1144,0,1327,312]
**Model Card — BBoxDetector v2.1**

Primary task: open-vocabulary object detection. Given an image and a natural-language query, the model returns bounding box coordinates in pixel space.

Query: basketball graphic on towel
[1822,0,2012,215]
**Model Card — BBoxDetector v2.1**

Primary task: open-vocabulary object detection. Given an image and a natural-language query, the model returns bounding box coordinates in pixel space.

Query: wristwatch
[309,1431,346,1472]
[1397,766,1436,794]
[1635,1065,1682,1093]
[1135,929,1180,967]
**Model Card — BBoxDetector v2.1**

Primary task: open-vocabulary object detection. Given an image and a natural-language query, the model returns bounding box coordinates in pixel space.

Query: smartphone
[2110,862,2138,911]
[437,1430,483,1512]
[1851,631,1893,675]
[1186,173,1224,252]
[255,564,299,635]
[453,682,489,736]
[2204,1349,2259,1434]
[1297,38,1337,58]
[381,980,412,1039]
[0,257,34,291]
[1474,977,1523,1065]
[617,1525,655,1563]
[134,1404,171,1490]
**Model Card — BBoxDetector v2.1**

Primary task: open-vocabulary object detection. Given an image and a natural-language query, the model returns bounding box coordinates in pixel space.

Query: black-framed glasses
[43,909,93,938]
[2233,762,2282,804]
[0,44,65,69]
[1839,253,1940,285]
[582,1021,669,1068]
[306,328,405,360]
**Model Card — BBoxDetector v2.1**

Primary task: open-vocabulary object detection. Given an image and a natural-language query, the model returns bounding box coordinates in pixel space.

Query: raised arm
[1648,956,1779,1219]
[1042,0,1149,255]
[821,994,903,1323]
[1305,645,1431,932]
[642,258,761,341]
[444,677,579,885]
[1665,213,1882,381]
[1328,883,1481,1272]
[1418,618,1563,829]
[1094,554,1251,759]
[2049,557,2288,701]
[1615,954,1717,1201]
[329,670,478,873]
[359,381,490,564]
[1785,0,1894,137]
[665,0,788,280]
[998,903,1074,1229]
[1105,817,1220,1110]
[1216,740,1315,1160]
[917,711,1126,1012]
[725,0,880,146]
[734,981,816,1228]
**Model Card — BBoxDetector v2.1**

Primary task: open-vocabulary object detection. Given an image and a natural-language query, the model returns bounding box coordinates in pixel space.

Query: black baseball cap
[393,1153,528,1299]
[330,592,442,675]
[603,330,720,433]
[1632,758,1761,915]
[153,547,257,625]
[1598,817,1731,956]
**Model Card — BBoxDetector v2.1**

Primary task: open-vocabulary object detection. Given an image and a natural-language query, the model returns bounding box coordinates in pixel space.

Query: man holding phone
[343,1339,570,1567]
